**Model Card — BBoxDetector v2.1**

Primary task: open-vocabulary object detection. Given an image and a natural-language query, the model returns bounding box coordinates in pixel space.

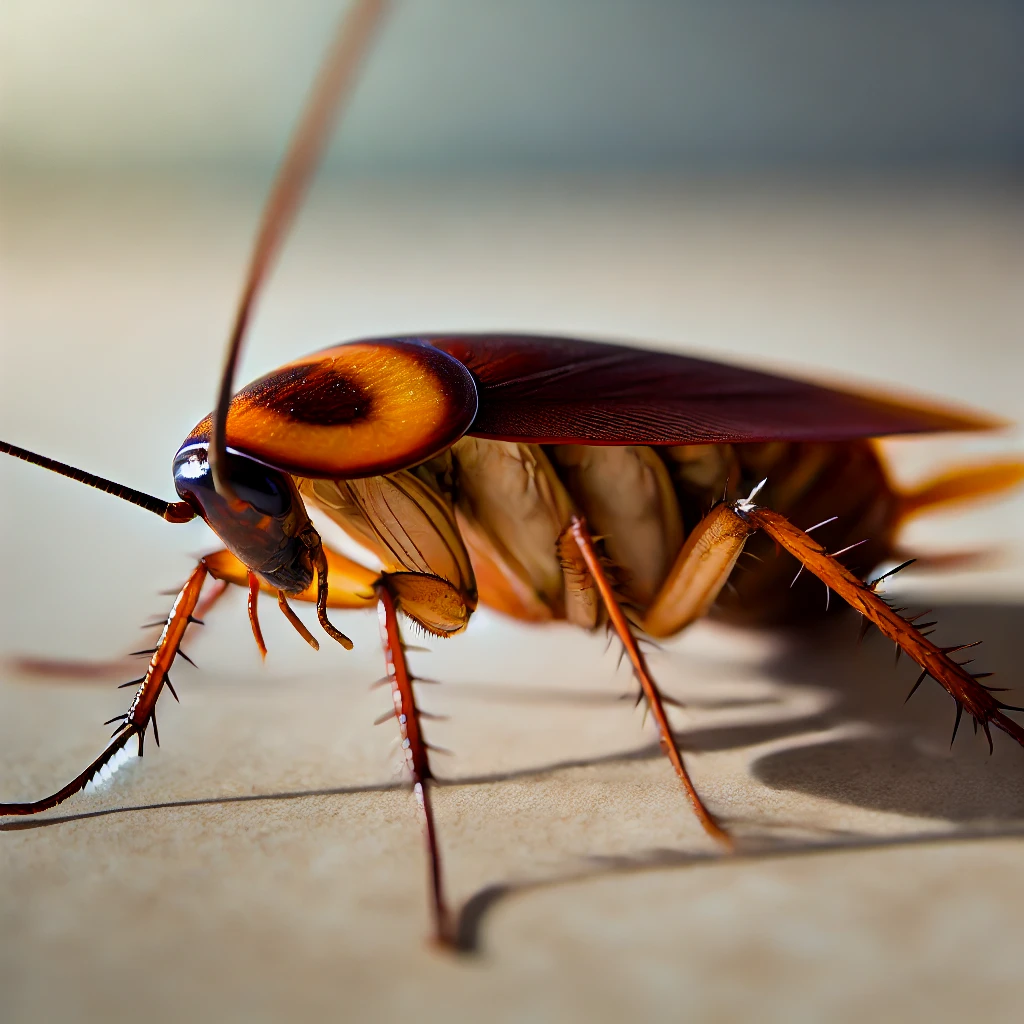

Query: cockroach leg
[642,503,755,638]
[568,516,733,848]
[277,591,320,651]
[734,503,1024,749]
[376,578,452,947]
[0,563,209,816]
[246,571,268,660]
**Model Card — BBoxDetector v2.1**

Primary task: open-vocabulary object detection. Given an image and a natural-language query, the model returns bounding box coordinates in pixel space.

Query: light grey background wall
[2,0,1023,176]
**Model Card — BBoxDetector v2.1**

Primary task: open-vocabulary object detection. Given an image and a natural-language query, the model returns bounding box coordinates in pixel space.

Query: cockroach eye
[171,443,316,597]
[172,443,291,518]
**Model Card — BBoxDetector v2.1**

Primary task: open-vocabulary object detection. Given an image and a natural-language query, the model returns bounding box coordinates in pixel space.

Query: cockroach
[3,0,1024,947]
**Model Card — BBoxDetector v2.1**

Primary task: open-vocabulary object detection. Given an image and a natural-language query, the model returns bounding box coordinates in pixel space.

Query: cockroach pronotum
[3,0,1023,948]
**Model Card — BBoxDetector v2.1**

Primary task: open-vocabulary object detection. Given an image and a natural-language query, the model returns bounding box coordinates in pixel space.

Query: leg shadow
[750,601,1024,821]
[453,599,1024,952]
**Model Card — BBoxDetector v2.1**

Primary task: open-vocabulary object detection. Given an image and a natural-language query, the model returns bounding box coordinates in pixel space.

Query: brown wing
[423,334,998,445]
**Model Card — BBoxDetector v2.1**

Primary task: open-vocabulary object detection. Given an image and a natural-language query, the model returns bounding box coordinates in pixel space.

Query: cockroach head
[172,441,317,594]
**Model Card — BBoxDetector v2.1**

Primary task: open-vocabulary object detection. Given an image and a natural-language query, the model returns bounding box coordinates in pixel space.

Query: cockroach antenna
[0,440,195,523]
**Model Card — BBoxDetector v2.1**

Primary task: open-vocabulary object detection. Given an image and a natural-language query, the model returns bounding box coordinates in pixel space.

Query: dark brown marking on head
[247,363,373,426]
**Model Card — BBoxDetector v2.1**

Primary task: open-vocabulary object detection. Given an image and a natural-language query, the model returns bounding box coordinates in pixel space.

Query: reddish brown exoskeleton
[3,0,1023,947]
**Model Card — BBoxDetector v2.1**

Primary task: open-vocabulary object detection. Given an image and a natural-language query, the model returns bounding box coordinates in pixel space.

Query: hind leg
[568,491,1024,846]
[568,514,745,846]
[733,501,1024,749]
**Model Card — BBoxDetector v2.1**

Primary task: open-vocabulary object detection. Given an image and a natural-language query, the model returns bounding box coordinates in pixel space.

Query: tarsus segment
[0,563,208,815]
[736,505,1024,748]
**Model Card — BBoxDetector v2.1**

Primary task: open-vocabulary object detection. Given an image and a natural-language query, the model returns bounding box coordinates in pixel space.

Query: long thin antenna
[209,0,390,498]
[0,440,194,523]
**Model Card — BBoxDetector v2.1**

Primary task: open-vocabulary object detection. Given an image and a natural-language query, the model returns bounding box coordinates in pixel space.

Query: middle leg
[375,578,452,946]
[568,515,738,846]
[216,542,467,944]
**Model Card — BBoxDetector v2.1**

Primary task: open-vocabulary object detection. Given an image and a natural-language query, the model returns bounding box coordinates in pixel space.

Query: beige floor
[1,179,1023,1023]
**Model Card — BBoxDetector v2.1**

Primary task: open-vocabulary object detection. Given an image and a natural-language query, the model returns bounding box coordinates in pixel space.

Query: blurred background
[4,0,1024,175]
[2,5,1024,1019]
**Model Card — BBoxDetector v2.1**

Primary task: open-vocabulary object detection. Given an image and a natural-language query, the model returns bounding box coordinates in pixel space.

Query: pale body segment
[283,436,914,640]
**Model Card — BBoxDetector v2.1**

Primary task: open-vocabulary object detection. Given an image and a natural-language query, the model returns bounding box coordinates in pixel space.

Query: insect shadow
[749,600,1024,821]
[4,599,1023,954]
[451,599,1024,951]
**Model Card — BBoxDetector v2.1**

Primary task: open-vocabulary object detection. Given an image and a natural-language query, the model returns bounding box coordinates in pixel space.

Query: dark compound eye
[223,454,291,516]
[173,445,292,518]
[172,443,313,594]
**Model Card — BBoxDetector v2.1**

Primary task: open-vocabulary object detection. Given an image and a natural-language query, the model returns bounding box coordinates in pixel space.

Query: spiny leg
[0,563,209,815]
[0,543,372,816]
[376,579,452,946]
[569,516,731,847]
[215,549,458,941]
[734,501,1024,749]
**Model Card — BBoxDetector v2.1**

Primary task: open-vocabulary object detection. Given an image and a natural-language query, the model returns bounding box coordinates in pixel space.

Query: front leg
[0,563,210,815]
[225,551,465,945]
[0,542,369,816]
[375,575,452,946]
